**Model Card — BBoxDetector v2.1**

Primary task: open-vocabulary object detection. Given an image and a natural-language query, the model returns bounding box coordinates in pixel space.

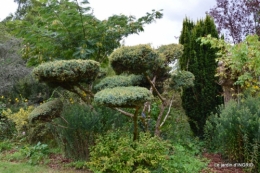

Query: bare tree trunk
[154,104,166,137]
[222,85,233,105]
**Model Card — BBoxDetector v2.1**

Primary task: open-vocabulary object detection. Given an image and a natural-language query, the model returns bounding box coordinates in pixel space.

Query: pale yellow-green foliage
[2,106,34,132]
[32,59,100,84]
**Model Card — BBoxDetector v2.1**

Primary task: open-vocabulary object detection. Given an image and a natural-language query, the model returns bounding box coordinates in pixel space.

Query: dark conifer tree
[179,15,223,138]
[179,17,195,71]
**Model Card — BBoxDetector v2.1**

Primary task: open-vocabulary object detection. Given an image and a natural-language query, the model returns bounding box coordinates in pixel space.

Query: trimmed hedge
[94,86,153,107]
[32,60,100,83]
[29,99,63,123]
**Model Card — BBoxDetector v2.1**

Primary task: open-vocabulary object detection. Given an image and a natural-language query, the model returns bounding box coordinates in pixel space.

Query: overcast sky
[0,0,216,47]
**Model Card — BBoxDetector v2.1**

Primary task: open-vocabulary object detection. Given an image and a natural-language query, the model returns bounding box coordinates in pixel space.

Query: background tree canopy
[6,0,163,66]
[200,34,260,99]
[209,0,260,44]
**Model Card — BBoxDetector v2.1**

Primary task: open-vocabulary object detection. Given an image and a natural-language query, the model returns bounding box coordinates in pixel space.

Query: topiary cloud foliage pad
[29,99,63,123]
[32,59,100,84]
[170,71,195,90]
[94,87,153,107]
[109,44,165,75]
[94,74,143,91]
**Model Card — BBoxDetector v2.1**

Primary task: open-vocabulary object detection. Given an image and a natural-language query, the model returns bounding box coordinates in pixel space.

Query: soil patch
[46,153,92,173]
[201,153,245,173]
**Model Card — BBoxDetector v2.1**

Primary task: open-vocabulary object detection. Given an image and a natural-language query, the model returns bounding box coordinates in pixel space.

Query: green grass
[0,140,92,173]
[0,161,91,173]
[0,161,57,173]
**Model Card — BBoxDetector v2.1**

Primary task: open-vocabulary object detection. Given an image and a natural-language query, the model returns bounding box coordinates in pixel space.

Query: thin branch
[60,115,69,124]
[71,85,88,102]
[63,84,89,103]
[113,107,134,118]
[142,102,149,112]
[160,95,174,128]
[149,76,156,93]
[76,83,94,97]
[74,0,86,38]
[154,104,166,137]
[50,122,71,129]
[146,75,165,102]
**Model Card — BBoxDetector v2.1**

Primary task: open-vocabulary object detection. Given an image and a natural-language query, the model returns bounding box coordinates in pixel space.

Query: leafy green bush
[3,106,34,134]
[5,74,53,105]
[20,142,49,165]
[51,103,129,160]
[26,122,55,145]
[160,108,194,144]
[0,140,13,152]
[87,131,172,173]
[204,96,260,172]
[161,143,208,173]
[1,101,16,140]
[1,142,49,165]
[0,118,15,140]
[87,131,207,173]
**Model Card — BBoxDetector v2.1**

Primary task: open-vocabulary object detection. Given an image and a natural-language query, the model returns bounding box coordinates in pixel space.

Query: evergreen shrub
[52,103,129,160]
[204,97,260,172]
[6,74,52,104]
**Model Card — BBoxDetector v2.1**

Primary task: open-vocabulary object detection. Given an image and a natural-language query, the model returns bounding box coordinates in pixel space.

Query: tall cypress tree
[179,17,195,71]
[179,15,223,138]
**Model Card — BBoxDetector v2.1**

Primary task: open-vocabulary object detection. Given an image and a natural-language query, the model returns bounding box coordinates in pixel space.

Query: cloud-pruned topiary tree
[107,44,194,137]
[31,43,194,140]
[95,86,153,140]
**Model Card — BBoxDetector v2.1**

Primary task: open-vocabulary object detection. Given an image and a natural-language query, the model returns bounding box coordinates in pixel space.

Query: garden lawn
[0,161,91,173]
[0,161,57,173]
